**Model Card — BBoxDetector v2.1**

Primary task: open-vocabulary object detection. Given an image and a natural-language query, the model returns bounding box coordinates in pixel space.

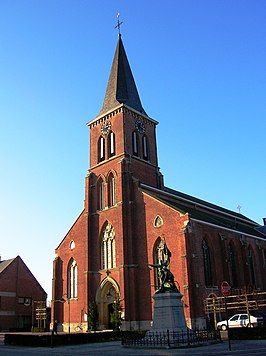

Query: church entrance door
[97,279,118,330]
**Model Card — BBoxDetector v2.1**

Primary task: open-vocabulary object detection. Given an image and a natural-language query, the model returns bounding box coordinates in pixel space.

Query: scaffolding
[204,291,266,328]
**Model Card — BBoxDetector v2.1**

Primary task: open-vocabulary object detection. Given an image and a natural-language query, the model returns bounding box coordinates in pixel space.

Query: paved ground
[0,338,266,356]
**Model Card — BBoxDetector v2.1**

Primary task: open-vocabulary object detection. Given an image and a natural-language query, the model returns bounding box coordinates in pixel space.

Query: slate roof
[98,34,147,116]
[0,258,15,274]
[141,184,266,240]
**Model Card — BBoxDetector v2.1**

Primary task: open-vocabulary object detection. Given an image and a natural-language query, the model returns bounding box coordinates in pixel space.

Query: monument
[122,240,219,348]
[149,239,187,332]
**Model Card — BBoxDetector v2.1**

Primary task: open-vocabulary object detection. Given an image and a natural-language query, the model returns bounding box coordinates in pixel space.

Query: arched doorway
[96,277,120,330]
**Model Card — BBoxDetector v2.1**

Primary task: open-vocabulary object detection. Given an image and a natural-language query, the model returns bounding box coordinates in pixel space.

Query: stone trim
[87,104,158,128]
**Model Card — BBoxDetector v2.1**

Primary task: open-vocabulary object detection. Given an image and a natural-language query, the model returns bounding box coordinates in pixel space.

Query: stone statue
[149,239,179,293]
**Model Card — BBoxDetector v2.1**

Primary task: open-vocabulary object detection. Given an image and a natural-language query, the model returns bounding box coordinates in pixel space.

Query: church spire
[98,35,147,116]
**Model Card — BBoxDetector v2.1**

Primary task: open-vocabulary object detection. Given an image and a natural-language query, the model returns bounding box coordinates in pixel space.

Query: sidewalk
[0,339,266,355]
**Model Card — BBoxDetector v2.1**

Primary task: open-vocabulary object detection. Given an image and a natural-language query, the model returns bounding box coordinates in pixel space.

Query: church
[52,33,266,332]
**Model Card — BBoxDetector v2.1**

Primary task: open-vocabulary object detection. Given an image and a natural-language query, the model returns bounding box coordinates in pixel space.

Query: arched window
[228,242,238,288]
[69,240,75,250]
[68,259,77,298]
[97,178,105,210]
[108,131,116,158]
[101,222,116,270]
[248,247,256,286]
[132,131,139,156]
[108,173,116,207]
[154,215,163,227]
[202,240,213,287]
[98,136,105,162]
[142,134,149,160]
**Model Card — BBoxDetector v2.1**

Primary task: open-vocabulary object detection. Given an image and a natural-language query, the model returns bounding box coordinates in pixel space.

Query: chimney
[263,218,266,226]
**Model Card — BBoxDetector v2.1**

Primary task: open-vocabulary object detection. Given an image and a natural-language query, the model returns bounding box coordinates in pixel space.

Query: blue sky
[0,1,265,301]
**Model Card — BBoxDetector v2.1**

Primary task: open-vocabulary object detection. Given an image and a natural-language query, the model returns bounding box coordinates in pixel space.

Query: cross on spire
[115,13,123,36]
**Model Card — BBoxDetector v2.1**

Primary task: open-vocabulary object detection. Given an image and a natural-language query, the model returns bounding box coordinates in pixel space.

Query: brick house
[52,35,266,332]
[0,256,47,331]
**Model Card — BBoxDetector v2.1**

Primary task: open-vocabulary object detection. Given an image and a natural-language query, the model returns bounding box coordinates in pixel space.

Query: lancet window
[108,131,116,158]
[108,173,116,207]
[101,223,116,270]
[132,131,139,156]
[248,247,256,286]
[97,178,105,211]
[202,239,213,287]
[98,136,105,162]
[228,242,238,288]
[142,134,149,160]
[68,258,77,298]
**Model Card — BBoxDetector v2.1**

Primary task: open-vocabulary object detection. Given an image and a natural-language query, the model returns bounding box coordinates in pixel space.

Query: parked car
[217,313,264,330]
[252,313,266,326]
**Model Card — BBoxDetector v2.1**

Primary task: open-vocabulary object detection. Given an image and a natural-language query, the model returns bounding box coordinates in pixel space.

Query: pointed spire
[98,35,147,116]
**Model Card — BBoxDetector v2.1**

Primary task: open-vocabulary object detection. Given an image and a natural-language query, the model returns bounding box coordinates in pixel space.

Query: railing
[121,329,221,348]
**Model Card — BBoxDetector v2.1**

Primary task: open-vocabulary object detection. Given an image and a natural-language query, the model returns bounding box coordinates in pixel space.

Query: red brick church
[52,34,266,332]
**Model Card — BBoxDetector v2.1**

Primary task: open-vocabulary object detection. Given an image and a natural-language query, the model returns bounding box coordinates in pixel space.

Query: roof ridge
[142,184,258,225]
[163,186,256,223]
[141,185,265,239]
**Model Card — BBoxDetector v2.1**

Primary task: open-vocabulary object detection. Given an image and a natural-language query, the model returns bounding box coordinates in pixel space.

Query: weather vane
[237,205,242,213]
[115,13,123,35]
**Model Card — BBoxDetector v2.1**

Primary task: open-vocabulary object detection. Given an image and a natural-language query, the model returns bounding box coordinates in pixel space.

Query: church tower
[84,34,163,330]
[87,34,162,190]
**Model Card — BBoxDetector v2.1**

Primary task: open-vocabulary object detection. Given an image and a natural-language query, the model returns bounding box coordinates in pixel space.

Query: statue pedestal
[151,291,187,332]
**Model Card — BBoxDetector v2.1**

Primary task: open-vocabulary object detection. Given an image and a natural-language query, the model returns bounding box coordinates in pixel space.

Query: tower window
[142,135,149,160]
[68,259,77,299]
[98,136,105,162]
[97,178,105,210]
[202,240,213,287]
[108,173,116,207]
[108,131,116,158]
[101,222,116,270]
[132,131,139,156]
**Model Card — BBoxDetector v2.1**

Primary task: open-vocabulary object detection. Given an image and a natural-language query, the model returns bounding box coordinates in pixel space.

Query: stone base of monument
[143,291,190,347]
[121,290,220,348]
[151,291,187,332]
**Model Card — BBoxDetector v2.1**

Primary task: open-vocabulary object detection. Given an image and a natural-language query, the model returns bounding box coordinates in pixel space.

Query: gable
[0,256,46,296]
[55,209,86,250]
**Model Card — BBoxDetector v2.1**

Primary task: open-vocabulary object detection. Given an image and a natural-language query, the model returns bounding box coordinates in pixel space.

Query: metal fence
[121,329,221,349]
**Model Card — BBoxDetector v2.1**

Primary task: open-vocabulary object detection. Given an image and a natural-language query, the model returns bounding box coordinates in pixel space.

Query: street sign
[221,281,231,296]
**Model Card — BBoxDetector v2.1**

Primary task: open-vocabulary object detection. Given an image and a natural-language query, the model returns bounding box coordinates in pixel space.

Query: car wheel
[221,324,227,331]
